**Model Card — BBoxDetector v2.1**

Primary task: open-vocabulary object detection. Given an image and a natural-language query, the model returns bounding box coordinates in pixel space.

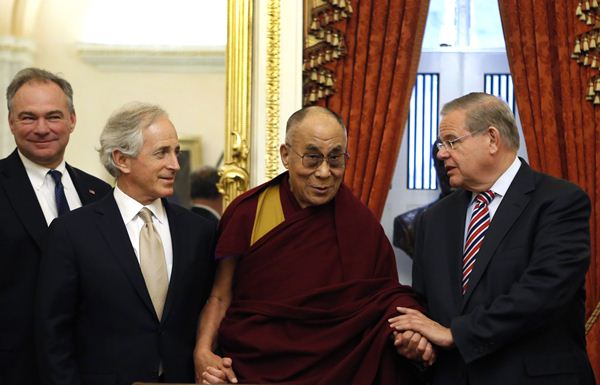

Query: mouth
[311,185,331,194]
[159,175,176,183]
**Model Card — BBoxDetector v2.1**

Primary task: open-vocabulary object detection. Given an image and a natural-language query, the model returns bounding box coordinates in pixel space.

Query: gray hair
[441,92,520,151]
[99,102,168,177]
[6,67,75,114]
[285,105,347,144]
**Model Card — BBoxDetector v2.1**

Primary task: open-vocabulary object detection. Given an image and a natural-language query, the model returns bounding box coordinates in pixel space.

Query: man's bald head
[285,106,346,145]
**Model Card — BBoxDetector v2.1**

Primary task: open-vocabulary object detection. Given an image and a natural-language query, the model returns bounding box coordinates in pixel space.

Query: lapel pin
[89,189,96,195]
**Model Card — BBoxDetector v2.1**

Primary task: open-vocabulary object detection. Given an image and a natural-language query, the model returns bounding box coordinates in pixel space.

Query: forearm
[195,295,230,352]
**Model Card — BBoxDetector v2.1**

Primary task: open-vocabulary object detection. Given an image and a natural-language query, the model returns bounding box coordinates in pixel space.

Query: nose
[168,152,180,171]
[33,119,51,135]
[436,146,450,160]
[314,158,332,178]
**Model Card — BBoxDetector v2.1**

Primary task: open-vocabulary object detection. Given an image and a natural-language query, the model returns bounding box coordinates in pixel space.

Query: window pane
[407,73,439,190]
[469,1,505,48]
[484,73,515,112]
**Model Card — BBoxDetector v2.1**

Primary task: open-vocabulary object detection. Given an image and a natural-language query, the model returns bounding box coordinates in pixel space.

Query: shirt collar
[18,149,67,190]
[469,156,521,202]
[489,156,521,198]
[113,184,167,225]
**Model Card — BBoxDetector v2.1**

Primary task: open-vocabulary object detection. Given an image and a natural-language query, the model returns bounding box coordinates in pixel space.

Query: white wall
[24,0,226,181]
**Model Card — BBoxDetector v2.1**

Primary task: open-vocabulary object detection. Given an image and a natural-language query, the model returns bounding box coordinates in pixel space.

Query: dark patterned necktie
[48,170,70,217]
[462,190,495,294]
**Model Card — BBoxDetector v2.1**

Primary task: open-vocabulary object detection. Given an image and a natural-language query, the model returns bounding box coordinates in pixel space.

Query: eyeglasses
[436,133,472,151]
[287,145,349,169]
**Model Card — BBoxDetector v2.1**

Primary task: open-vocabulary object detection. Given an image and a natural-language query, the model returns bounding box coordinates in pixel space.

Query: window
[407,74,439,190]
[422,0,505,49]
[484,73,515,112]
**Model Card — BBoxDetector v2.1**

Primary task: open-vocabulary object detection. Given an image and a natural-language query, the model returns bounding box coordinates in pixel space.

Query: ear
[8,113,15,134]
[112,149,131,175]
[280,144,290,169]
[68,111,77,133]
[488,126,500,154]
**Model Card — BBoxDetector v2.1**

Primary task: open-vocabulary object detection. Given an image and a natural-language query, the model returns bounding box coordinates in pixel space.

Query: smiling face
[280,110,347,208]
[115,115,181,205]
[8,81,76,169]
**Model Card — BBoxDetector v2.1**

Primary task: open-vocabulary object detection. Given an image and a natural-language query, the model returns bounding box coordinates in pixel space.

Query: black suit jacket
[413,160,596,385]
[190,205,219,226]
[36,193,216,385]
[0,149,110,385]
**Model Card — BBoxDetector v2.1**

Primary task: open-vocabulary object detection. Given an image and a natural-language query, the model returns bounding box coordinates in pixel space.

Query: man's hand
[194,348,238,384]
[389,307,454,348]
[392,330,436,366]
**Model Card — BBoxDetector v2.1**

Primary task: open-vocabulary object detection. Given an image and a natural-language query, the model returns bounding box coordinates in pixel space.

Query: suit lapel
[94,194,157,318]
[461,162,535,310]
[0,150,47,250]
[66,164,99,205]
[160,199,185,324]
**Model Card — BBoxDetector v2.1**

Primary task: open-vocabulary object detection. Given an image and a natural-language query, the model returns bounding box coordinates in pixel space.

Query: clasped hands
[194,348,238,384]
[388,307,455,367]
[193,307,451,383]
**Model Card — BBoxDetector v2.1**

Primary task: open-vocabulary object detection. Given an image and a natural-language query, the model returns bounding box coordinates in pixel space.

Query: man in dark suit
[0,68,111,385]
[189,166,222,225]
[36,102,216,385]
[389,93,596,384]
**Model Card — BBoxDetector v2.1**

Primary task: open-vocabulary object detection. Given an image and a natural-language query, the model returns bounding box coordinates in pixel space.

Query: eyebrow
[304,144,344,153]
[17,110,65,118]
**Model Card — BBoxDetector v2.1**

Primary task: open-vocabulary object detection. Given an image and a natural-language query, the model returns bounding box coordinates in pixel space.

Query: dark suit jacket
[35,193,216,385]
[0,149,110,385]
[413,160,596,385]
[190,205,219,226]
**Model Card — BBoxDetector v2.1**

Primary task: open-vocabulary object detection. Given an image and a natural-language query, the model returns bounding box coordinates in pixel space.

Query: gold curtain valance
[572,0,600,104]
[303,0,353,105]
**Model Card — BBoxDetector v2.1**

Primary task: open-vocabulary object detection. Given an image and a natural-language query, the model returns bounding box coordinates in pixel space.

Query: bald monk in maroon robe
[194,106,434,385]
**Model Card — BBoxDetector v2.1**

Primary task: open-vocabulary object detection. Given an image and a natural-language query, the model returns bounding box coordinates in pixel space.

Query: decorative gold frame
[220,0,253,207]
[265,0,281,180]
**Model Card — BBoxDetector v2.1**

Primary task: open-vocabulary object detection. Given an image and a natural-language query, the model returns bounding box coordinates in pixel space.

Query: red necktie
[462,190,495,294]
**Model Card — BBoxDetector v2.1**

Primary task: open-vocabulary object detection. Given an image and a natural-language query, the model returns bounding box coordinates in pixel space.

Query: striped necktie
[462,190,495,294]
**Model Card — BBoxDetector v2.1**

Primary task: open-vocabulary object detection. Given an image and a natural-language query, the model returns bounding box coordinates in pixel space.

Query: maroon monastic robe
[216,173,423,385]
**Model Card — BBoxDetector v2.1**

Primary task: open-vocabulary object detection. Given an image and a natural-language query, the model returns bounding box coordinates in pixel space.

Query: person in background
[36,102,216,385]
[194,105,434,385]
[390,92,595,385]
[0,67,111,385]
[190,165,223,225]
[393,140,452,258]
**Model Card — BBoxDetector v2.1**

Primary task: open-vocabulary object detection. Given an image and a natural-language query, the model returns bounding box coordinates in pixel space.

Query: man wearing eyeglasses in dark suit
[389,93,595,385]
[194,106,431,385]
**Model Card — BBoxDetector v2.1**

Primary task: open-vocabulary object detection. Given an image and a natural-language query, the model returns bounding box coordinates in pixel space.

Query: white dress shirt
[19,150,83,226]
[113,185,173,279]
[464,156,521,245]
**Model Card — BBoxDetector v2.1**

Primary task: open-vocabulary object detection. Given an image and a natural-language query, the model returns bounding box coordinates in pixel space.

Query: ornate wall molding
[76,44,225,73]
[219,0,253,207]
[265,0,281,180]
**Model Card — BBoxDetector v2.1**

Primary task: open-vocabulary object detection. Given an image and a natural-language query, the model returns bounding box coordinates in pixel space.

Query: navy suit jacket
[413,160,595,385]
[35,193,216,385]
[0,149,110,385]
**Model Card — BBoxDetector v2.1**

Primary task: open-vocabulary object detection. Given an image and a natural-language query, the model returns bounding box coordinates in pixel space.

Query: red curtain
[498,0,599,380]
[319,0,430,219]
